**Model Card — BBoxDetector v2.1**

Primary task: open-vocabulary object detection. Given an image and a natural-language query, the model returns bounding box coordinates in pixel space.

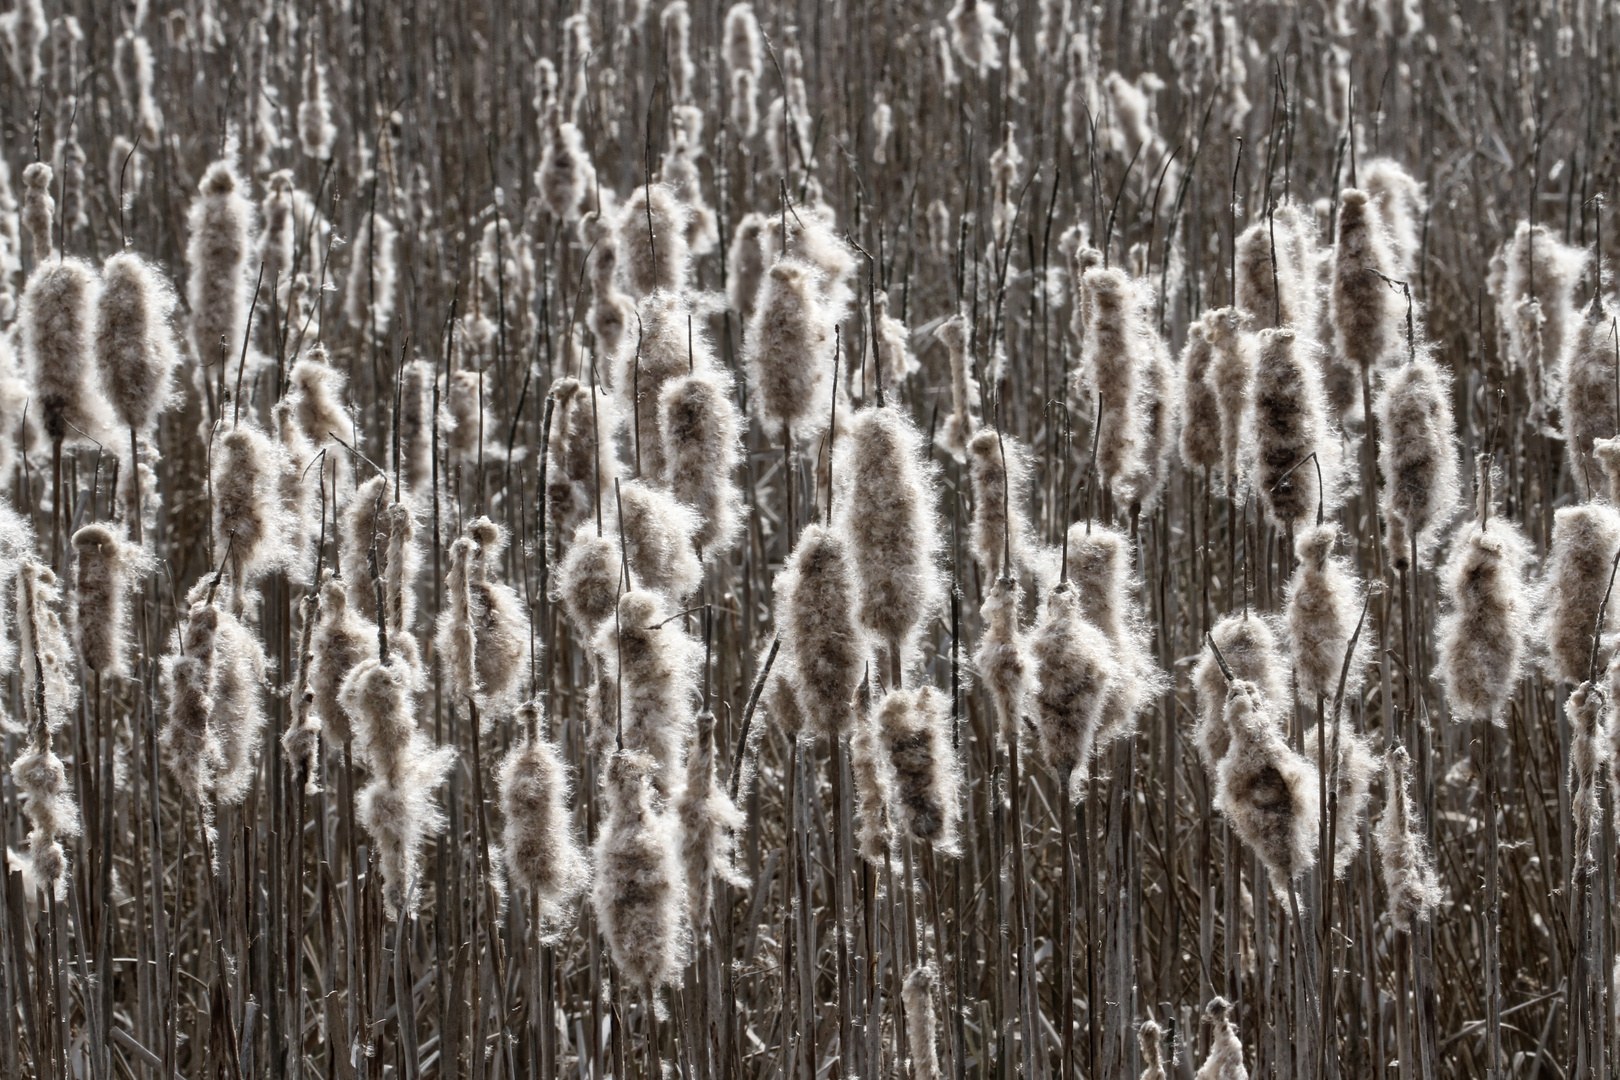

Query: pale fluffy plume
[584,211,636,362]
[537,111,594,222]
[903,964,943,1080]
[763,665,805,738]
[1543,503,1620,684]
[967,428,1035,581]
[1568,682,1608,870]
[661,369,744,558]
[1562,307,1620,497]
[1375,354,1458,568]
[1361,158,1426,276]
[1376,745,1442,932]
[339,654,456,917]
[258,171,295,288]
[947,0,1005,76]
[678,703,746,932]
[287,345,352,449]
[593,749,689,999]
[213,422,290,584]
[1438,518,1533,724]
[1490,221,1588,430]
[852,702,897,864]
[1193,614,1288,774]
[298,48,337,160]
[1067,524,1165,746]
[745,258,835,439]
[71,523,143,677]
[1214,678,1320,893]
[1286,523,1366,701]
[436,518,528,721]
[1134,328,1182,514]
[878,685,961,852]
[443,368,484,463]
[593,589,699,798]
[614,478,703,603]
[1138,1019,1167,1080]
[307,572,376,746]
[10,739,77,898]
[17,560,78,737]
[837,406,945,664]
[618,184,691,299]
[726,213,768,323]
[1329,189,1401,374]
[1204,307,1253,495]
[22,255,111,445]
[934,314,980,461]
[1251,328,1335,526]
[545,378,616,562]
[95,250,179,435]
[497,701,590,933]
[1196,997,1249,1080]
[343,210,398,341]
[397,359,435,497]
[187,161,253,382]
[558,531,621,640]
[621,290,711,481]
[1180,321,1222,469]
[272,402,318,585]
[1030,582,1114,790]
[776,524,865,736]
[20,161,51,259]
[759,204,857,323]
[1080,267,1145,504]
[160,603,223,805]
[973,576,1029,745]
[210,606,269,805]
[1302,722,1376,878]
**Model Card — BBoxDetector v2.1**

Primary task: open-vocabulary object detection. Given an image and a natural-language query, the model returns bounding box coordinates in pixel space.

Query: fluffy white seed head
[776,524,866,737]
[187,161,254,380]
[343,210,398,341]
[660,369,744,558]
[437,518,528,722]
[678,703,747,933]
[496,702,590,933]
[22,255,111,445]
[1375,353,1458,568]
[903,964,943,1080]
[95,250,179,435]
[878,685,962,852]
[1193,614,1288,774]
[1215,679,1320,894]
[1204,307,1254,496]
[1329,188,1401,374]
[1030,582,1115,791]
[213,422,289,585]
[1286,523,1366,701]
[745,258,834,438]
[1544,503,1620,684]
[1251,328,1336,527]
[1302,722,1376,879]
[1376,745,1442,932]
[71,523,143,677]
[1196,997,1248,1080]
[593,589,700,798]
[973,575,1029,745]
[618,184,691,299]
[935,314,981,461]
[1180,322,1223,469]
[308,573,376,746]
[1437,518,1533,723]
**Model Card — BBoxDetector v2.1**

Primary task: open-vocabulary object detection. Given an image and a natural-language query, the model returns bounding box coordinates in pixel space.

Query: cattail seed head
[71,524,142,677]
[619,184,690,299]
[1329,188,1401,375]
[745,258,834,438]
[678,704,747,933]
[852,702,898,864]
[660,369,744,558]
[308,573,376,746]
[1302,722,1376,878]
[187,160,254,378]
[878,685,962,852]
[1067,524,1165,745]
[776,524,865,737]
[1215,679,1320,893]
[1375,354,1458,567]
[593,748,689,998]
[95,250,179,435]
[935,313,981,461]
[1251,328,1335,526]
[497,701,590,933]
[1204,306,1254,495]
[214,421,288,584]
[1180,322,1222,469]
[1376,745,1442,932]
[210,608,269,805]
[1562,307,1620,497]
[1030,583,1114,790]
[22,255,111,444]
[20,161,52,259]
[299,49,337,160]
[11,742,78,899]
[1568,682,1608,869]
[903,964,943,1080]
[947,0,1006,76]
[1438,518,1533,723]
[1361,158,1426,276]
[974,576,1030,745]
[1193,614,1288,774]
[1138,1019,1167,1080]
[724,3,763,78]
[343,211,398,341]
[967,428,1034,581]
[836,407,945,662]
[558,531,622,639]
[615,478,703,603]
[1491,221,1588,431]
[1286,523,1366,701]
[726,213,768,323]
[594,589,699,797]
[1080,267,1146,501]
[537,114,594,222]
[1544,503,1620,684]
[1197,997,1248,1080]
[436,517,527,720]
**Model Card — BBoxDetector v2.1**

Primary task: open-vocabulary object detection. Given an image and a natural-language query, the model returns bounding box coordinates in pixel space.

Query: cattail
[1196,998,1248,1080]
[1376,745,1441,932]
[935,314,981,461]
[745,258,835,439]
[341,475,421,641]
[615,478,703,603]
[1180,321,1222,469]
[444,367,485,463]
[558,531,621,638]
[731,69,759,138]
[726,213,768,322]
[1544,503,1620,684]
[1329,189,1401,375]
[903,964,943,1080]
[1302,722,1376,878]
[1138,1019,1167,1080]
[1595,437,1620,504]
[1193,614,1288,774]
[974,576,1029,744]
[160,598,222,803]
[16,559,76,738]
[1215,678,1320,893]
[1080,268,1146,501]
[594,749,689,1000]
[210,608,269,805]
[393,358,434,496]
[10,738,77,897]
[1030,582,1115,790]
[545,378,602,555]
[71,524,141,677]
[594,589,699,795]
[299,47,337,160]
[836,406,945,665]
[585,210,637,364]
[622,290,710,480]
[760,205,856,320]
[22,254,111,445]
[661,369,744,558]
[1134,330,1182,514]
[967,428,1035,581]
[1491,221,1588,429]
[660,106,717,252]
[258,170,296,287]
[0,0,45,87]
[289,345,352,446]
[187,160,253,379]
[947,0,1005,75]
[340,654,457,916]
[877,685,961,851]
[678,702,746,931]
[1205,307,1253,496]
[851,702,897,863]
[659,0,695,101]
[1562,307,1619,497]
[95,250,179,436]
[496,700,590,932]
[436,518,527,721]
[344,210,397,341]
[1235,221,1284,326]
[776,524,865,736]
[20,160,51,259]
[1375,354,1458,568]
[1568,682,1608,870]
[1067,524,1164,745]
[764,664,805,737]
[537,109,594,222]
[308,573,375,746]
[619,184,690,299]
[1362,158,1426,276]
[213,422,288,584]
[1438,518,1533,723]
[1251,328,1335,527]
[1286,523,1366,701]
[723,2,762,78]
[872,290,919,388]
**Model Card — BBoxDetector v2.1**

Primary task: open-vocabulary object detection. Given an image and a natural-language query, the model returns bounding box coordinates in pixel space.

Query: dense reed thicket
[0,1,1614,1079]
